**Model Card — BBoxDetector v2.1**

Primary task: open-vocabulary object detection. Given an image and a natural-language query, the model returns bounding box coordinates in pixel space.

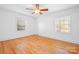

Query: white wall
[0,7,36,41]
[37,6,79,44]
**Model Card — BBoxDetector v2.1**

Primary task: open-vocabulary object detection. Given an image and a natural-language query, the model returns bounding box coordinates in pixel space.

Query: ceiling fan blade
[40,9,48,11]
[25,8,33,10]
[40,12,43,14]
[32,12,35,14]
[35,4,39,9]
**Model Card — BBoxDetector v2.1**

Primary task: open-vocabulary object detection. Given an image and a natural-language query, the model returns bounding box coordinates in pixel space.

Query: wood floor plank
[0,42,3,54]
[0,35,79,54]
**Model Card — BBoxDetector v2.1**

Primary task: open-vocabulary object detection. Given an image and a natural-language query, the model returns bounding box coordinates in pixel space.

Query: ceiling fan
[25,4,48,15]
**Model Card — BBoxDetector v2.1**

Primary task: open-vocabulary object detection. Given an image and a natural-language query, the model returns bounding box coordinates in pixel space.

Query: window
[56,16,71,33]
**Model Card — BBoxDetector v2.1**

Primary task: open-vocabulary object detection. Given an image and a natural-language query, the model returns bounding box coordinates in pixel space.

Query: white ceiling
[0,4,78,18]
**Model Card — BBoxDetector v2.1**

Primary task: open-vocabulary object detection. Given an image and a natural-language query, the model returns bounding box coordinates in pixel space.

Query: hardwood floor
[0,35,79,54]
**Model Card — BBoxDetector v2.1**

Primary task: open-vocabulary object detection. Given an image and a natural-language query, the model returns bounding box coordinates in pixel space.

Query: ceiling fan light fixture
[34,8,40,14]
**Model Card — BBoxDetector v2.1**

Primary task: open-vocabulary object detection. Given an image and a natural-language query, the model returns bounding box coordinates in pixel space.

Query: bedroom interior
[0,4,79,54]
